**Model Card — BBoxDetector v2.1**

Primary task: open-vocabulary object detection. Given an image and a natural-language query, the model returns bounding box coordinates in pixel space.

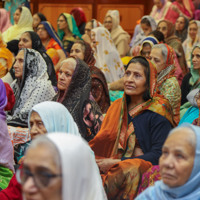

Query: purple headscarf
[0,79,7,119]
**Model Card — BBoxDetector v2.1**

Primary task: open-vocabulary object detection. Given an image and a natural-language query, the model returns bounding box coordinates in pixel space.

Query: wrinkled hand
[96,158,120,174]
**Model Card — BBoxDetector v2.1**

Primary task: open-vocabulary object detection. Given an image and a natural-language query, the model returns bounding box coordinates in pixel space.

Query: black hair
[125,56,151,103]
[17,6,22,13]
[36,12,47,22]
[141,18,151,27]
[149,30,165,43]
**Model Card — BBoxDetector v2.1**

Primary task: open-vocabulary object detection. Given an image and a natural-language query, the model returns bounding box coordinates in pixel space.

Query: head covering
[104,10,130,56]
[92,26,124,83]
[57,58,91,137]
[45,133,107,200]
[40,21,66,54]
[186,88,200,107]
[7,48,55,127]
[24,31,57,86]
[70,7,87,27]
[91,19,102,28]
[3,82,15,111]
[2,6,33,42]
[0,79,14,172]
[175,16,189,42]
[140,36,159,55]
[136,123,200,200]
[28,101,80,135]
[0,79,7,119]
[0,33,14,78]
[155,44,176,86]
[158,20,175,38]
[0,8,12,33]
[189,45,200,86]
[82,41,110,113]
[57,13,82,40]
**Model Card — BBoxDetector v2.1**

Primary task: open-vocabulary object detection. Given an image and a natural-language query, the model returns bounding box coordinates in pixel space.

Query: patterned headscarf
[7,49,55,127]
[92,27,124,83]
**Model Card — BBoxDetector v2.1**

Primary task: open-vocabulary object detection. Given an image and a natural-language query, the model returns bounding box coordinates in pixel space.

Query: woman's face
[141,43,152,59]
[175,17,185,31]
[18,32,32,49]
[13,50,24,80]
[57,61,76,91]
[124,62,147,98]
[159,128,195,188]
[157,21,168,39]
[57,15,68,30]
[150,48,166,73]
[192,47,200,70]
[33,14,41,29]
[189,23,198,41]
[70,43,85,60]
[22,145,62,200]
[29,111,47,140]
[141,23,152,36]
[37,24,49,40]
[104,16,113,32]
[154,0,163,10]
[85,21,92,37]
[91,31,97,49]
[14,8,21,24]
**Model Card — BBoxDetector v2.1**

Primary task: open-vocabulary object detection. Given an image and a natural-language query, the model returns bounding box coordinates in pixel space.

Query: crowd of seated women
[0,0,200,199]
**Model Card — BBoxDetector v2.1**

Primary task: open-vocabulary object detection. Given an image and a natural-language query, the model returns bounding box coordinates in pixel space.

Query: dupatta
[89,59,174,158]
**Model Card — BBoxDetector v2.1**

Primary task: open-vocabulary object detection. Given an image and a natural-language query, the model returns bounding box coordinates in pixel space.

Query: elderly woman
[104,10,130,57]
[57,13,82,52]
[17,133,106,200]
[150,0,172,23]
[183,20,200,68]
[175,16,189,43]
[150,44,181,125]
[0,101,80,200]
[7,49,55,127]
[0,33,14,79]
[32,12,47,32]
[37,21,66,72]
[165,0,195,23]
[2,31,57,86]
[89,56,174,199]
[136,124,200,200]
[55,57,103,141]
[181,45,200,117]
[2,6,33,42]
[0,80,14,190]
[70,40,110,113]
[91,27,124,83]
[157,20,188,75]
[0,8,12,33]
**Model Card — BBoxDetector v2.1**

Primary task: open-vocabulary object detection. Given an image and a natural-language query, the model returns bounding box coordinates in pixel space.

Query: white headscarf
[2,6,33,42]
[47,133,107,200]
[92,27,124,83]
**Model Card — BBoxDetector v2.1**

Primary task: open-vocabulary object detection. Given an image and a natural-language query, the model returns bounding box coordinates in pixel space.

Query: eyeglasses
[36,27,46,32]
[16,168,62,188]
[104,21,112,24]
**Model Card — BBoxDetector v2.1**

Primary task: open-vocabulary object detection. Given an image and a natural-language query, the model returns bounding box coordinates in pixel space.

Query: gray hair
[169,126,196,148]
[60,57,77,69]
[152,43,168,63]
[26,135,61,169]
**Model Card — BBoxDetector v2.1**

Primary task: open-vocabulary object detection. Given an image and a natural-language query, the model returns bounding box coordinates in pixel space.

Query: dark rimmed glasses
[16,168,62,189]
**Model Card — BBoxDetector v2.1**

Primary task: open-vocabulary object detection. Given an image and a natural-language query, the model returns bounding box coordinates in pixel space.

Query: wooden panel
[38,3,93,30]
[97,4,144,34]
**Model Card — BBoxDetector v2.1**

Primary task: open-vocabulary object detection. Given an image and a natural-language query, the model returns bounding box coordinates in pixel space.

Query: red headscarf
[4,83,15,111]
[70,7,87,27]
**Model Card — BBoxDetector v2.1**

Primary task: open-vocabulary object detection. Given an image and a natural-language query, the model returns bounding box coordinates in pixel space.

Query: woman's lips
[125,85,135,90]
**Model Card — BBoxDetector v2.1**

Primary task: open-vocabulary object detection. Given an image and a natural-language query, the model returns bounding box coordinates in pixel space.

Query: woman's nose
[23,176,38,194]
